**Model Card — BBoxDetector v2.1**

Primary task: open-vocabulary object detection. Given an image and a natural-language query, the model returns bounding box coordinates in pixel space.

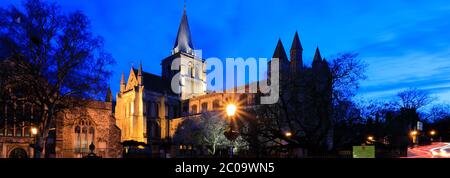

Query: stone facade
[55,101,122,158]
[0,100,122,158]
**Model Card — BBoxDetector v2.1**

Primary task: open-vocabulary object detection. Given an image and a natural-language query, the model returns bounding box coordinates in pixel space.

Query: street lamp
[430,130,436,142]
[410,131,418,137]
[410,130,418,146]
[366,136,375,145]
[30,127,40,158]
[224,104,239,158]
[31,127,38,135]
[285,131,292,138]
[226,104,237,117]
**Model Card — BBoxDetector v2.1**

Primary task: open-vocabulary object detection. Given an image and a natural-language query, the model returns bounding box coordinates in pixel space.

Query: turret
[138,61,143,86]
[290,31,303,73]
[120,72,125,92]
[106,87,113,102]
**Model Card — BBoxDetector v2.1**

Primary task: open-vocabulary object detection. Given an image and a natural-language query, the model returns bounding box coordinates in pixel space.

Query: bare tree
[426,104,450,122]
[173,113,248,156]
[397,88,434,110]
[330,53,367,104]
[0,0,114,157]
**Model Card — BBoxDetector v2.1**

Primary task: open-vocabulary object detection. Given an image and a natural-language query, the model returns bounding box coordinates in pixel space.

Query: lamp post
[430,130,436,142]
[366,136,375,145]
[30,127,40,158]
[224,104,239,158]
[410,130,418,147]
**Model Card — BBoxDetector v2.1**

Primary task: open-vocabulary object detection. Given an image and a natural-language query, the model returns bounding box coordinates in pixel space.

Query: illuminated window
[188,62,193,77]
[74,119,95,153]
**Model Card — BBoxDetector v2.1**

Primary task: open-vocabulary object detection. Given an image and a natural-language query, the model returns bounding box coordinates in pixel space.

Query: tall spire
[290,31,303,72]
[313,46,322,63]
[173,3,194,55]
[290,31,303,53]
[272,39,289,63]
[120,72,125,84]
[138,61,143,86]
[106,87,113,102]
[120,72,125,92]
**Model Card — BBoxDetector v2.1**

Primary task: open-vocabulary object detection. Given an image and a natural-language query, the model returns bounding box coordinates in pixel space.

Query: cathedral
[115,7,333,157]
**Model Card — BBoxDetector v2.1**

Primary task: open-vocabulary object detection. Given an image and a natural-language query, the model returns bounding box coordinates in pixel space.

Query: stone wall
[55,101,122,158]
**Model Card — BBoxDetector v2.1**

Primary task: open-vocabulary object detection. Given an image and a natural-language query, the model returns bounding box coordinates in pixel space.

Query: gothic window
[82,127,88,152]
[188,62,193,77]
[88,127,95,148]
[74,119,95,153]
[201,102,208,112]
[191,105,198,114]
[195,66,199,79]
[74,126,81,152]
[213,100,221,110]
[15,102,24,137]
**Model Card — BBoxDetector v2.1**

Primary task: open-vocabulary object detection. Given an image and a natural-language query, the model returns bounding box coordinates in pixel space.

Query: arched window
[9,148,28,158]
[201,103,208,112]
[88,127,95,147]
[82,127,88,152]
[74,119,95,154]
[195,66,199,79]
[191,105,198,114]
[75,126,81,152]
[188,62,193,77]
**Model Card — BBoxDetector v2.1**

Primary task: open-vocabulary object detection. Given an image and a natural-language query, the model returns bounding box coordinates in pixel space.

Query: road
[407,142,450,158]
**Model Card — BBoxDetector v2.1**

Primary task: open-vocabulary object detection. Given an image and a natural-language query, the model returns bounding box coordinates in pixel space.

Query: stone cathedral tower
[161,7,206,100]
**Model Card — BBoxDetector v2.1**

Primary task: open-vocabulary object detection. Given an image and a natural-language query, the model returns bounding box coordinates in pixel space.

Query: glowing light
[410,131,418,136]
[367,136,375,141]
[430,130,436,136]
[31,127,38,135]
[285,132,292,138]
[226,104,237,117]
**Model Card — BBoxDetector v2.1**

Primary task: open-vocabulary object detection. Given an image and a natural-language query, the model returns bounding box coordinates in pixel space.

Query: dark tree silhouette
[330,52,367,104]
[0,0,114,157]
[397,88,434,110]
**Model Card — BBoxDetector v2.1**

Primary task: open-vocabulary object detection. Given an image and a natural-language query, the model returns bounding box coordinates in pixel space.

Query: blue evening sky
[2,0,450,103]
